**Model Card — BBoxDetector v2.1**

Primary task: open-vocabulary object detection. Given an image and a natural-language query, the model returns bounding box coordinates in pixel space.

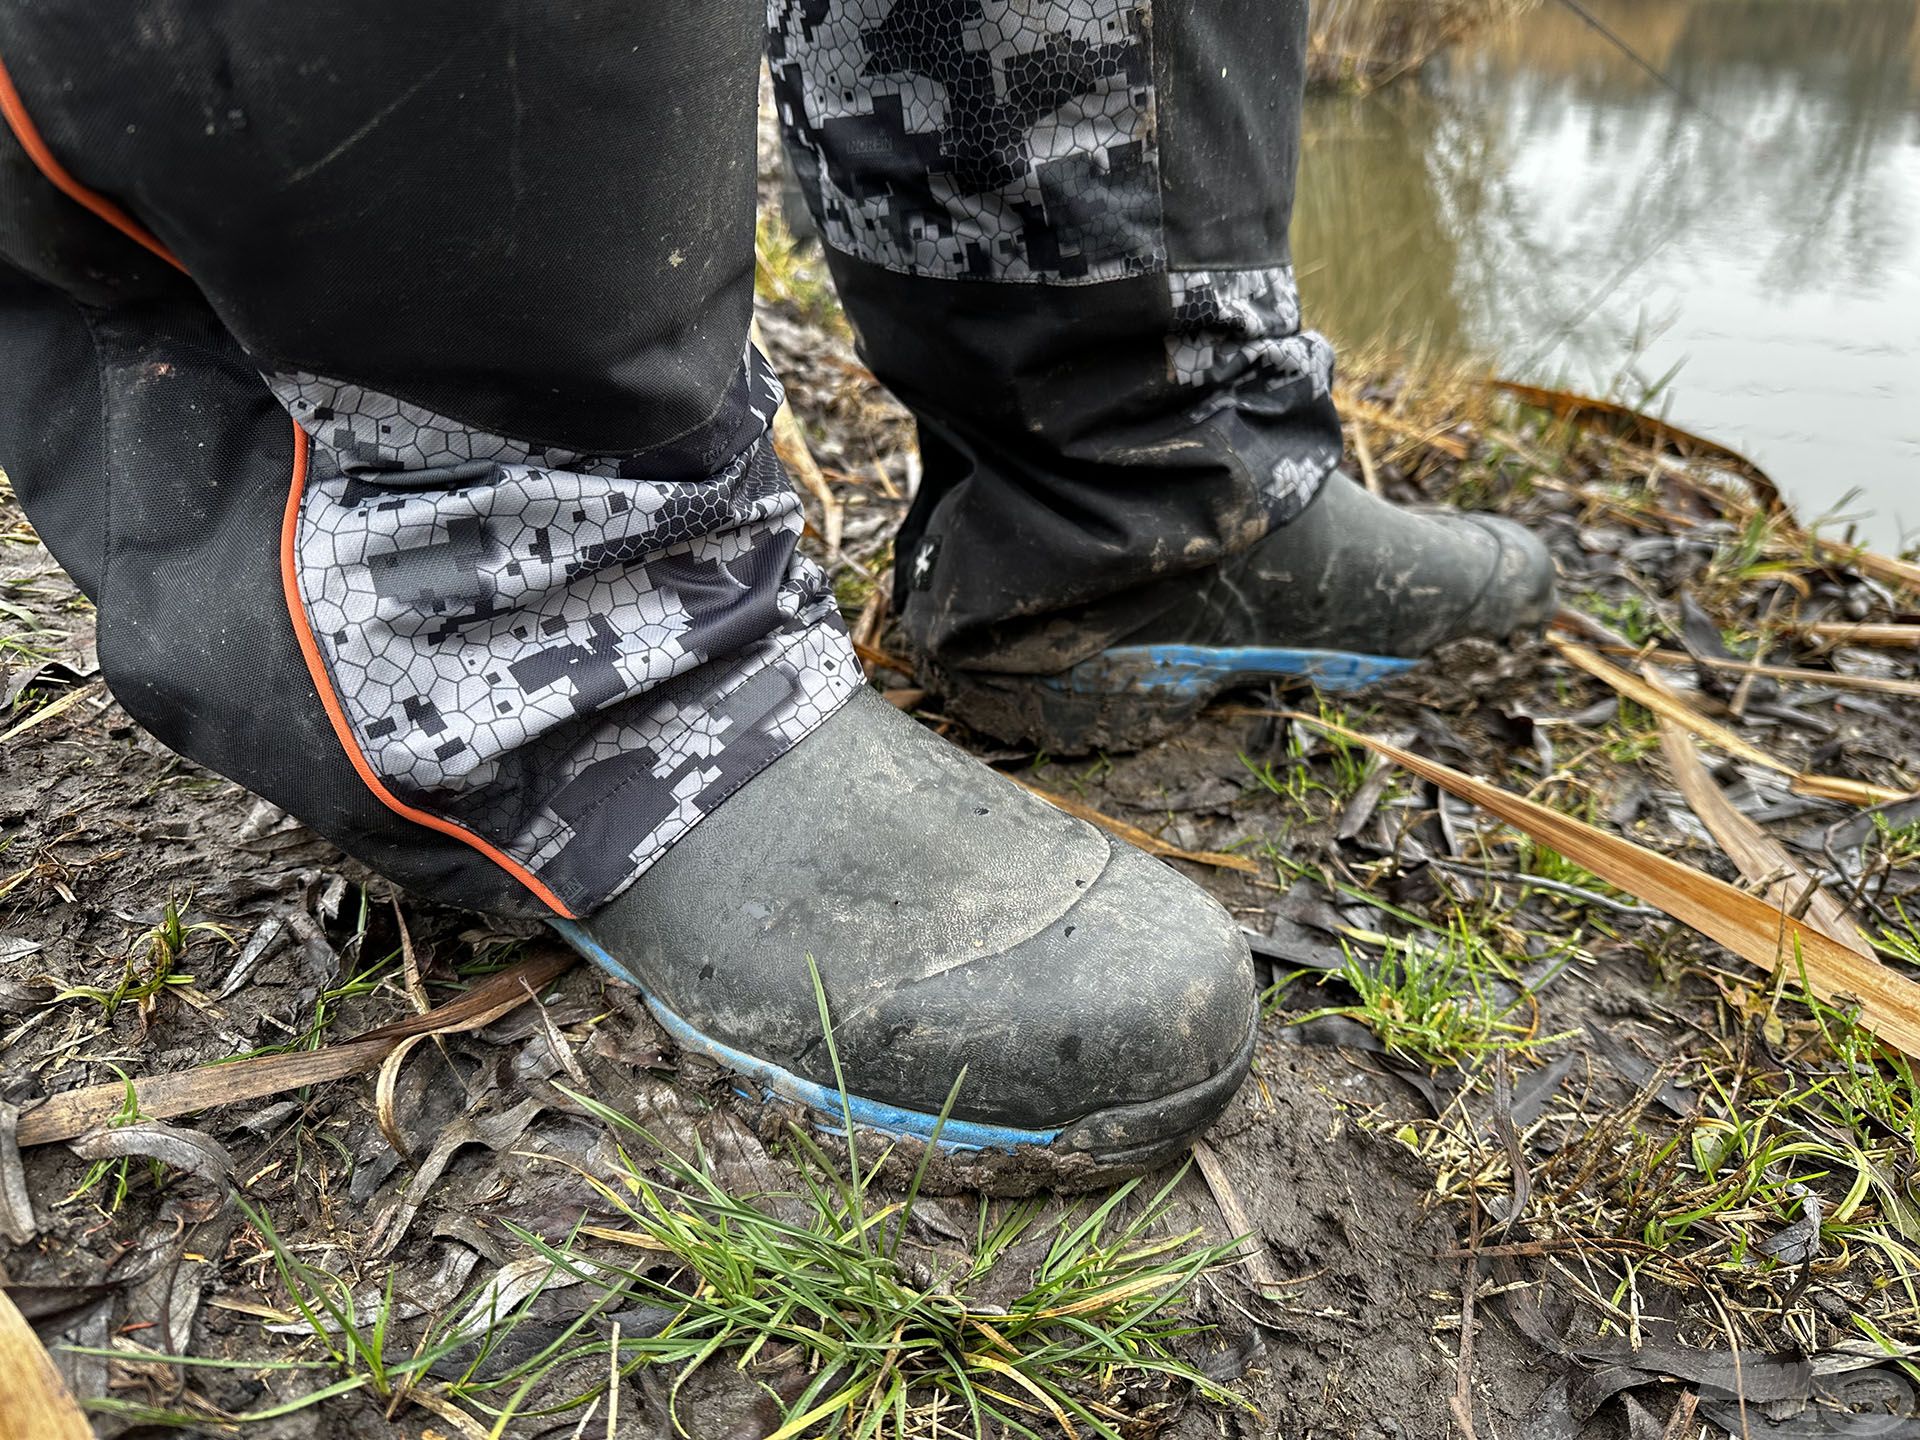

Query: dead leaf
[394,898,430,1017]
[16,948,576,1148]
[1813,538,1920,597]
[374,1032,436,1165]
[1791,621,1920,649]
[448,1254,591,1342]
[1289,714,1920,1058]
[1655,716,1875,960]
[1189,1140,1279,1294]
[1552,638,1910,806]
[0,682,100,745]
[1491,379,1784,513]
[850,637,913,674]
[67,1122,234,1204]
[0,1104,35,1245]
[1335,390,1471,460]
[1638,646,1920,702]
[369,1096,546,1260]
[0,1287,90,1440]
[216,916,285,999]
[400,1388,491,1440]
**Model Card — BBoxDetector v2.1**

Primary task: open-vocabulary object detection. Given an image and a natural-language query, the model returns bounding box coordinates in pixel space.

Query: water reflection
[1296,0,1920,544]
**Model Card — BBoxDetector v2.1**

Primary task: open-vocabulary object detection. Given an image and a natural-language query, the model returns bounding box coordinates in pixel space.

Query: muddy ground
[2,128,1918,1440]
[0,484,1573,1439]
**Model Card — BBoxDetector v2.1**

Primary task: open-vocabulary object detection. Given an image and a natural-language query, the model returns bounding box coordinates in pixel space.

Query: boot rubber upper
[1127,472,1557,658]
[573,686,1256,1140]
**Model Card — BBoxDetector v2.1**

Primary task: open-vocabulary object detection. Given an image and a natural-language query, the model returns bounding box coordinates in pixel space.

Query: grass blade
[890,1065,966,1260]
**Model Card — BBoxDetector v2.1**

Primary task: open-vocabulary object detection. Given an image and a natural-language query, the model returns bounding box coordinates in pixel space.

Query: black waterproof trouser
[0,1,1340,919]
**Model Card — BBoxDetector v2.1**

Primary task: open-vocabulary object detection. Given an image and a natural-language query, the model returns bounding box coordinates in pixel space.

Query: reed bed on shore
[1308,0,1540,89]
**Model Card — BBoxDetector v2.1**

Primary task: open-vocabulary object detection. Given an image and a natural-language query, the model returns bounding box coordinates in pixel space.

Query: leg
[772,0,1340,664]
[0,1,1252,1184]
[0,0,854,919]
[772,0,1555,751]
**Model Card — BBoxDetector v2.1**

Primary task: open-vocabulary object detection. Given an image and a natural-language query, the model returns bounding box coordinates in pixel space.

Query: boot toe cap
[842,834,1257,1140]
[1462,513,1557,636]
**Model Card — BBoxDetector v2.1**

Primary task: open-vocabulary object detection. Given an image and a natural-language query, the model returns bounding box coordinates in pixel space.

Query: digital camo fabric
[271,353,861,915]
[768,0,1162,282]
[1168,266,1340,516]
[1166,266,1331,394]
[769,1,1336,525]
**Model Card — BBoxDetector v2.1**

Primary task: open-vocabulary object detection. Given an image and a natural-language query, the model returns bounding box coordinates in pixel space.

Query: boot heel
[935,666,1203,755]
[937,644,1418,754]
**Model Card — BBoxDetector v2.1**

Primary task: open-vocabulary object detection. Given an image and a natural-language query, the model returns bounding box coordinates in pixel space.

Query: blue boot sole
[552,919,1063,1155]
[549,919,1255,1174]
[943,642,1420,755]
[1042,643,1418,699]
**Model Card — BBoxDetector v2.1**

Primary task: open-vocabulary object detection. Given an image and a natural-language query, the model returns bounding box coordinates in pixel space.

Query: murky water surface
[1295,0,1920,547]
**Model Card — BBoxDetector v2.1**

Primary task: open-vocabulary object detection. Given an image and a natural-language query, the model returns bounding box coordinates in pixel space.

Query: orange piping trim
[0,51,184,271]
[0,54,574,916]
[279,424,578,917]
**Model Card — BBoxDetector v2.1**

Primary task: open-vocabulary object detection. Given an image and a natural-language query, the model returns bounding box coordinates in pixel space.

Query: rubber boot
[931,474,1558,753]
[553,686,1256,1190]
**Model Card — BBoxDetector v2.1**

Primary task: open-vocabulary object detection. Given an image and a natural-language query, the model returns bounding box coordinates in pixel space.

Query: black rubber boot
[552,686,1256,1191]
[931,474,1558,753]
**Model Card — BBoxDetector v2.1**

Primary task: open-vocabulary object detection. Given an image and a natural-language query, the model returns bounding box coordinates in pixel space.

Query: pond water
[1294,0,1920,549]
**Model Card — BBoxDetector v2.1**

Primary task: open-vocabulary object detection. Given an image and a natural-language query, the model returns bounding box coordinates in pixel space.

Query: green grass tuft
[1288,908,1571,1066]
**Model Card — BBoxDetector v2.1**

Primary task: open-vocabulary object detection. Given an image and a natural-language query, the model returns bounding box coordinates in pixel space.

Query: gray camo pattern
[771,2,1336,524]
[272,361,861,914]
[268,3,1337,910]
[769,0,1162,282]
[1166,266,1330,392]
[1168,267,1339,514]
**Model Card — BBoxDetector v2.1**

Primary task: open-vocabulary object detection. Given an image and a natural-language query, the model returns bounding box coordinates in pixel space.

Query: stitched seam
[69,300,112,611]
[279,429,577,916]
[0,51,182,270]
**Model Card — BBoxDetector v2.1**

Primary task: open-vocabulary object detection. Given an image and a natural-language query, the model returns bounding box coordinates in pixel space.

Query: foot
[552,686,1255,1190]
[932,474,1557,752]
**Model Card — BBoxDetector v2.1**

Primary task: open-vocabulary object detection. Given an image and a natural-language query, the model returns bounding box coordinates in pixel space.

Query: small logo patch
[908,536,941,591]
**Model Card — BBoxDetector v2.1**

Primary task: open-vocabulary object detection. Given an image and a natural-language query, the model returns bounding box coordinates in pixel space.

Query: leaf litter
[0,97,1919,1440]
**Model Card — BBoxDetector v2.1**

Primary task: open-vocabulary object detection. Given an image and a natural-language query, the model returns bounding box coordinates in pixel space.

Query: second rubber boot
[552,685,1256,1192]
[928,474,1558,753]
